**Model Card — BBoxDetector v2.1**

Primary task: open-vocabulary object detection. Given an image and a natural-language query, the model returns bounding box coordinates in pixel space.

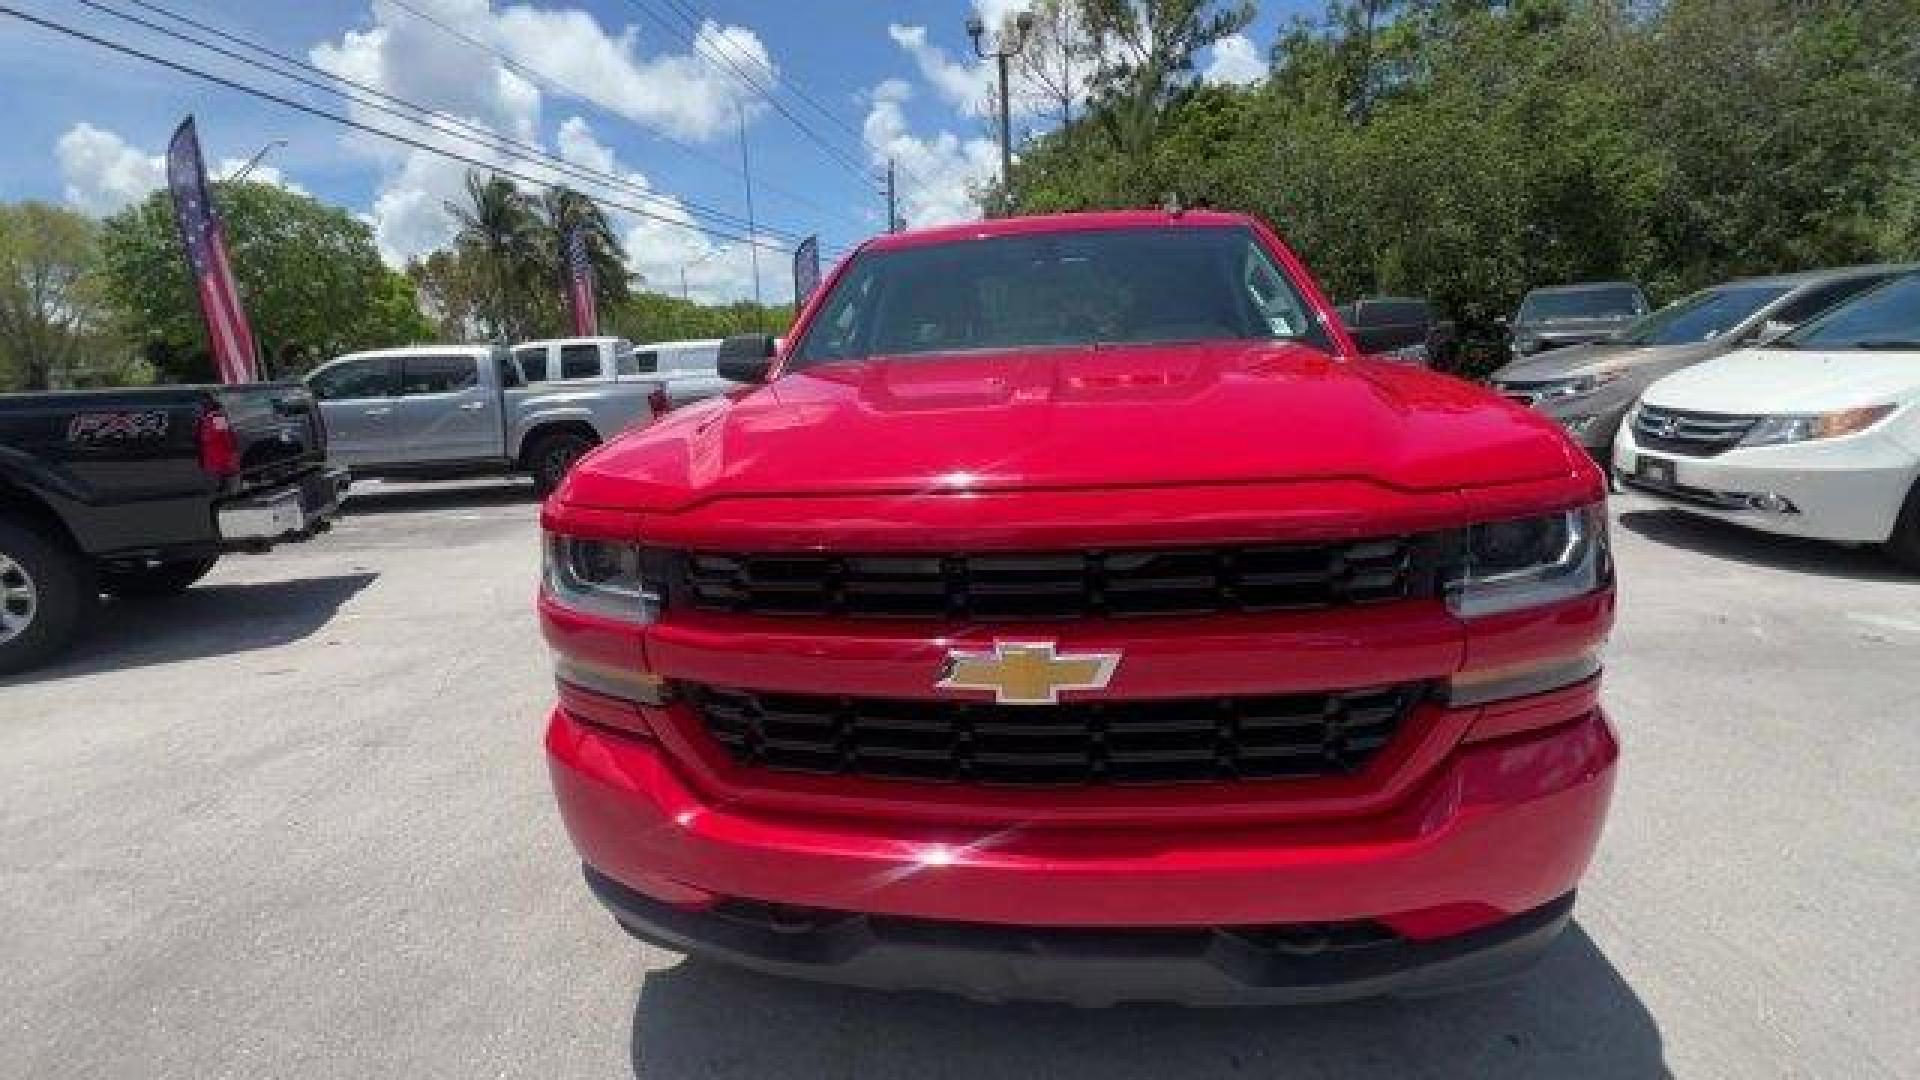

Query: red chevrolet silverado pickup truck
[540,210,1617,1006]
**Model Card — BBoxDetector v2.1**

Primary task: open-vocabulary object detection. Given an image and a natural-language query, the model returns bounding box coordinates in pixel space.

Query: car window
[399,355,479,396]
[661,346,719,374]
[617,347,652,375]
[1780,273,1920,350]
[1518,287,1646,322]
[791,226,1327,366]
[1368,299,1431,326]
[309,357,397,400]
[496,350,524,389]
[1767,276,1889,329]
[512,346,548,382]
[1619,284,1788,346]
[559,344,601,380]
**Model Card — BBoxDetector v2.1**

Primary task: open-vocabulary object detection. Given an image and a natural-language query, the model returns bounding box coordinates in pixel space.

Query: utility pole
[967,10,1033,213]
[885,159,899,232]
[736,100,763,322]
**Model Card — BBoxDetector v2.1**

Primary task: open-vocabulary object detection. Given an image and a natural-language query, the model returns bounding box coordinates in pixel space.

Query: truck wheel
[99,555,220,599]
[0,519,96,678]
[1883,479,1920,572]
[528,431,596,497]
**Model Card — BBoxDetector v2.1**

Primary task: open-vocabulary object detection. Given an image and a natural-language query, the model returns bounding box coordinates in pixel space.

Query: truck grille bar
[688,683,1426,787]
[670,537,1436,621]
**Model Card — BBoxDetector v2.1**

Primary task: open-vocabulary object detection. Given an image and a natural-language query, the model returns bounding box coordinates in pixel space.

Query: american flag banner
[565,228,599,337]
[793,234,820,305]
[166,117,259,385]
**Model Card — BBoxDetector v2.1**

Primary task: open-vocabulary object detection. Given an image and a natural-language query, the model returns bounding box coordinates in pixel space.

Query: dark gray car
[1509,281,1650,359]
[1490,265,1911,461]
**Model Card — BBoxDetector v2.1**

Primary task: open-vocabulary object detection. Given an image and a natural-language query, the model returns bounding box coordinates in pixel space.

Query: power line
[657,0,867,146]
[380,0,866,230]
[0,5,798,256]
[90,0,806,243]
[618,0,880,185]
[639,0,935,198]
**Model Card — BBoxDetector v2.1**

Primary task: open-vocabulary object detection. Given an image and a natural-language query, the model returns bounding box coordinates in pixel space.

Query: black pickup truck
[0,382,347,675]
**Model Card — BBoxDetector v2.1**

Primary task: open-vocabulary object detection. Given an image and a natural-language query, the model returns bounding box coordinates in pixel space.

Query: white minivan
[1615,271,1920,568]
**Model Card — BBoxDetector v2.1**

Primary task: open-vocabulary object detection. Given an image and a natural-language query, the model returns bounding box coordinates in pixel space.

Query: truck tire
[99,555,220,599]
[1883,479,1920,572]
[0,518,96,678]
[527,430,596,497]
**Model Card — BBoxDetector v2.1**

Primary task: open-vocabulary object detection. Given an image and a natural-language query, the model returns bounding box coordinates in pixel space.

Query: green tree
[446,172,548,341]
[1009,0,1920,376]
[0,201,126,390]
[1080,0,1254,157]
[604,291,792,344]
[99,182,431,381]
[406,247,486,341]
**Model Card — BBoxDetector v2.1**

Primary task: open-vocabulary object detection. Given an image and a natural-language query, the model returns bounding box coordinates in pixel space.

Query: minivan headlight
[1738,405,1895,448]
[1446,505,1610,618]
[543,534,661,623]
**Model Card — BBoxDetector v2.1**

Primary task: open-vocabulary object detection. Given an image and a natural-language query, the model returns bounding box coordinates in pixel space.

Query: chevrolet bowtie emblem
[935,641,1121,705]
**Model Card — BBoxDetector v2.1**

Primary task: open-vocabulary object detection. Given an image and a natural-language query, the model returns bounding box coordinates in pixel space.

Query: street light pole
[967,11,1033,212]
[223,138,288,184]
[736,100,763,321]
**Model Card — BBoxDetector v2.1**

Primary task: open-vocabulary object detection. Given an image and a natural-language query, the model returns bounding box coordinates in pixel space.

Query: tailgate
[211,382,328,488]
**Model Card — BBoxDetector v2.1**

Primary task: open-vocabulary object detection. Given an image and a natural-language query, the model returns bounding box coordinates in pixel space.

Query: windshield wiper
[1848,340,1920,350]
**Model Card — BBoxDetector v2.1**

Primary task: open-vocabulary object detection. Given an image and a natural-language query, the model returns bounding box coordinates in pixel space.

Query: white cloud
[1202,33,1266,87]
[55,122,303,217]
[308,0,782,285]
[861,79,998,228]
[498,7,768,142]
[887,23,999,118]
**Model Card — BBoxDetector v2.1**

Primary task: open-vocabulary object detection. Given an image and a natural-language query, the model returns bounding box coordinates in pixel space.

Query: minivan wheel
[528,431,596,496]
[1883,479,1920,572]
[0,519,95,677]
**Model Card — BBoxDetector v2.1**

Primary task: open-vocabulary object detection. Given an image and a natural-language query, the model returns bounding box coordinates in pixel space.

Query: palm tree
[540,186,631,309]
[445,172,543,340]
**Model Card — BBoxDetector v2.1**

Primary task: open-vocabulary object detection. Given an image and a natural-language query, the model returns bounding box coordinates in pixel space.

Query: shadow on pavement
[1618,507,1912,583]
[341,480,541,517]
[3,573,377,686]
[628,924,1666,1079]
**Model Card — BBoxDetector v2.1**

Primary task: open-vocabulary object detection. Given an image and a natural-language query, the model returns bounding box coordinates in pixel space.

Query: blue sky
[0,1,1313,302]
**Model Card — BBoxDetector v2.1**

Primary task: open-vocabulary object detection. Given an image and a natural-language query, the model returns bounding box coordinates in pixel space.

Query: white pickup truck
[306,342,665,494]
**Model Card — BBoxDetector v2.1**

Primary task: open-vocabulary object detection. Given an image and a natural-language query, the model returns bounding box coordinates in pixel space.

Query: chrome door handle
[458,401,487,411]
[363,407,392,416]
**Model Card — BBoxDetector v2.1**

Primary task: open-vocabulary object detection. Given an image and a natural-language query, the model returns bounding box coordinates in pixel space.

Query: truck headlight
[1446,505,1609,618]
[1737,405,1895,448]
[543,534,661,623]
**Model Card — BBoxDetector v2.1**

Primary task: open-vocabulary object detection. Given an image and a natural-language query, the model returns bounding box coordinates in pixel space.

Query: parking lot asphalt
[3,479,1916,1079]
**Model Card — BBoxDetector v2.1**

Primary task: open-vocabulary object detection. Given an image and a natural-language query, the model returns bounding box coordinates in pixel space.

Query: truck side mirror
[717,333,777,383]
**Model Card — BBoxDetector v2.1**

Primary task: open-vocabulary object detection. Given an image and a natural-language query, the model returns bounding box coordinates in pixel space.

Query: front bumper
[1615,425,1914,544]
[550,696,1617,1001]
[216,467,349,546]
[587,864,1577,1007]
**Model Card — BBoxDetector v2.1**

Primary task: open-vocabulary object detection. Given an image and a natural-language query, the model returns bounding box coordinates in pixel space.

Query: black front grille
[672,538,1433,621]
[689,683,1425,787]
[1633,405,1759,457]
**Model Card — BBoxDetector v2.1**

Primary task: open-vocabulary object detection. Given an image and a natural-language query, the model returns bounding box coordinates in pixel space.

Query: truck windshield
[1616,284,1788,346]
[1518,287,1645,323]
[789,226,1327,366]
[1780,273,1920,351]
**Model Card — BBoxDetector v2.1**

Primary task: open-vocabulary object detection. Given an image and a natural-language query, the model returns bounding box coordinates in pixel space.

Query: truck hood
[563,342,1578,512]
[1644,347,1920,414]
